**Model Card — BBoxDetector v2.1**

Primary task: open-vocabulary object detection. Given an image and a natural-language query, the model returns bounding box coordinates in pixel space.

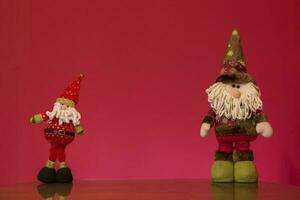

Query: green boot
[234,161,258,183]
[211,161,234,183]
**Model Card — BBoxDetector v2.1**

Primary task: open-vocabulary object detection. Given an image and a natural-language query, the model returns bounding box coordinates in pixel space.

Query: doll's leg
[57,145,66,164]
[37,143,57,183]
[216,142,234,161]
[49,143,58,163]
[211,141,234,183]
[56,145,73,183]
[235,141,253,161]
[234,141,257,183]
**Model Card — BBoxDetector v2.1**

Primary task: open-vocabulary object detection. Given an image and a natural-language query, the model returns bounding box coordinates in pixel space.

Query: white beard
[206,82,263,120]
[46,102,81,126]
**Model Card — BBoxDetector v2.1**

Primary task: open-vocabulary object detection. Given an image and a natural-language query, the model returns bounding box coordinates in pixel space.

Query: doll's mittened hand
[30,114,43,124]
[77,131,85,136]
[256,122,273,138]
[200,123,211,137]
[75,126,84,136]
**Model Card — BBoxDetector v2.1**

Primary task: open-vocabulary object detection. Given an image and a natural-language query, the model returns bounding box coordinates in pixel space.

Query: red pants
[49,143,67,162]
[44,132,74,162]
[217,134,257,153]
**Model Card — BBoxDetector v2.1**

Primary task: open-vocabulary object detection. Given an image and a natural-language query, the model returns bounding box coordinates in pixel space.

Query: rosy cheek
[225,86,233,94]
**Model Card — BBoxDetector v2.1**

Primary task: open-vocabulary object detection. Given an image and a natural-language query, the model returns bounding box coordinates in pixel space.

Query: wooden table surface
[0,180,299,200]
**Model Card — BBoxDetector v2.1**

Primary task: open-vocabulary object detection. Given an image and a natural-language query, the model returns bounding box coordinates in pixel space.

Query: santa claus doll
[30,74,85,183]
[200,29,273,183]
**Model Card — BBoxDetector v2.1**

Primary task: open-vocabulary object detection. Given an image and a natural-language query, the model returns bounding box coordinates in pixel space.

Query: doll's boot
[37,160,56,183]
[211,161,234,182]
[234,161,258,183]
[56,162,73,183]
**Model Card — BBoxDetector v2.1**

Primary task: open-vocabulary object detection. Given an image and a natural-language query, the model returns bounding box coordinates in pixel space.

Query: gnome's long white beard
[46,102,81,126]
[206,82,263,120]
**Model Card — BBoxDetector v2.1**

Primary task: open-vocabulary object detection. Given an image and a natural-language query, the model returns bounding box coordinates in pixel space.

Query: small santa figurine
[200,29,273,183]
[30,74,85,183]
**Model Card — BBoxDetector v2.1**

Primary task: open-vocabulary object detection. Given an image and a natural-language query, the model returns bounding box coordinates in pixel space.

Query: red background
[1,0,300,185]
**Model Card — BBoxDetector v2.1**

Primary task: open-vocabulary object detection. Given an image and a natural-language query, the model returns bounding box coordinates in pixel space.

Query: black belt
[44,128,75,137]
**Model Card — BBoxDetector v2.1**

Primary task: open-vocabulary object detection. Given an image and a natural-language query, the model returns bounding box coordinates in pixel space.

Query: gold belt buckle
[59,130,66,136]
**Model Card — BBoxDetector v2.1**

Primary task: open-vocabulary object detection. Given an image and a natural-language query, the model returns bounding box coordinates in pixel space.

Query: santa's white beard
[206,82,263,120]
[46,102,81,126]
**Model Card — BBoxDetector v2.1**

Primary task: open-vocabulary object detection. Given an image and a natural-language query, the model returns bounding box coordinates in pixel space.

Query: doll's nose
[61,105,67,110]
[226,87,241,98]
[231,89,241,98]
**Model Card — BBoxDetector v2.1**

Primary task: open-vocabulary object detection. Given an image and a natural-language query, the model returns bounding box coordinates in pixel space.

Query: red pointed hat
[56,73,84,107]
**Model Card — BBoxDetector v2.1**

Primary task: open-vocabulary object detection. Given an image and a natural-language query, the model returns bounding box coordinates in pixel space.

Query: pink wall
[1,0,300,186]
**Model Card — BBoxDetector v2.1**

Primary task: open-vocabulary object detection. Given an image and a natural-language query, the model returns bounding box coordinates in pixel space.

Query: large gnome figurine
[200,29,273,183]
[30,74,85,183]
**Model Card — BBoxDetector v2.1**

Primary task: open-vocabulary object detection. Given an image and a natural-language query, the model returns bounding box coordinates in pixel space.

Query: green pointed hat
[216,28,256,84]
[224,28,246,68]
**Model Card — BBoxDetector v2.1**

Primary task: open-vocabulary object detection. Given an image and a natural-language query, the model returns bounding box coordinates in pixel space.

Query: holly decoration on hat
[200,29,273,183]
[30,73,85,184]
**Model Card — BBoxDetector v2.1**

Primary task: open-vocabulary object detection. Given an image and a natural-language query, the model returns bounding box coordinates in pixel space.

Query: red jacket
[41,113,75,133]
[41,113,75,145]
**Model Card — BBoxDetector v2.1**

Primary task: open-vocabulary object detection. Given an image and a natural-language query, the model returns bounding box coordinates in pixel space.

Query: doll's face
[206,82,263,120]
[46,102,81,126]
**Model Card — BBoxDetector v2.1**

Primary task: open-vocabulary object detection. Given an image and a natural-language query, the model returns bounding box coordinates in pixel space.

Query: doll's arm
[75,125,84,136]
[254,111,273,138]
[29,113,49,124]
[200,108,215,137]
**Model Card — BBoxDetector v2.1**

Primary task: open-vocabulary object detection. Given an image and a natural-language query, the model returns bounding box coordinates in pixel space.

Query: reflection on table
[0,180,299,200]
[37,183,73,200]
[211,183,258,200]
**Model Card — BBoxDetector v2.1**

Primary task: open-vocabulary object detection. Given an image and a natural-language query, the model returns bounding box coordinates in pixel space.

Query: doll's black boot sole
[37,167,56,183]
[56,167,73,183]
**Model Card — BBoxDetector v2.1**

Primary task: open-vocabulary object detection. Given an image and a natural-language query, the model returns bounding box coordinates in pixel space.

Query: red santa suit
[41,74,83,163]
[41,114,75,162]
